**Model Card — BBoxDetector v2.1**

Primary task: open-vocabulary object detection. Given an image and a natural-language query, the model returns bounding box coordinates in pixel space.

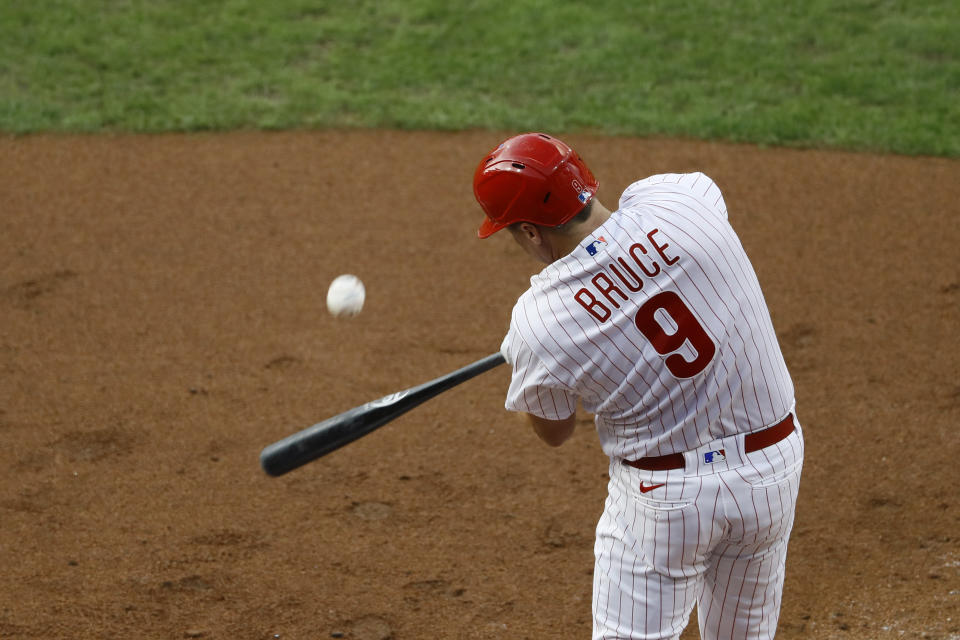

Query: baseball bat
[260,352,506,476]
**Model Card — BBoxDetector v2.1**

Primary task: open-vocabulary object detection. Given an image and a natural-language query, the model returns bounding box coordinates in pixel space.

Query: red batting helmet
[473,132,598,239]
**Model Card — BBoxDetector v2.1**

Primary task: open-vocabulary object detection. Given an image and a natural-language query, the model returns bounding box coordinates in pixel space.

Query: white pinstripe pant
[593,421,804,639]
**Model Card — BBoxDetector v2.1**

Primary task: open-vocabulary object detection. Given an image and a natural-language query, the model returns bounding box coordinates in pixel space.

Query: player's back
[511,172,794,460]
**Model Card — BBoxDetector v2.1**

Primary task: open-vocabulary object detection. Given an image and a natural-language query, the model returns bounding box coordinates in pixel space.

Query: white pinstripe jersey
[502,172,794,461]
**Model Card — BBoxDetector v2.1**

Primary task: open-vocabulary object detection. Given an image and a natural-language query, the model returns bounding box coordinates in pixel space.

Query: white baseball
[326,274,365,317]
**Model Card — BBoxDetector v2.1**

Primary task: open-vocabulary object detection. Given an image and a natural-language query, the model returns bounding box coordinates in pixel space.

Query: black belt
[623,413,796,471]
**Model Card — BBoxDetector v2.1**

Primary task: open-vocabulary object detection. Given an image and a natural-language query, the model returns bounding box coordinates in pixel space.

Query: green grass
[1,0,957,155]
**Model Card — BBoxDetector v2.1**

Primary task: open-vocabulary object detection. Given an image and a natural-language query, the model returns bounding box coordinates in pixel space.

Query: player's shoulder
[514,270,559,315]
[510,268,572,330]
[620,171,719,200]
[619,172,727,218]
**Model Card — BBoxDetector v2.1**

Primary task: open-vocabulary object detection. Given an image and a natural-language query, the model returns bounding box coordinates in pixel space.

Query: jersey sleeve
[501,328,577,421]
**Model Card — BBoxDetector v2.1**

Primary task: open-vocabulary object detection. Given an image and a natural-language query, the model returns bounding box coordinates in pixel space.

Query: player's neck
[549,199,612,260]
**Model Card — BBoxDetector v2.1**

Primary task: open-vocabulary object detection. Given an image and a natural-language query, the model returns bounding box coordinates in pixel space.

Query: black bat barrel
[260,352,506,476]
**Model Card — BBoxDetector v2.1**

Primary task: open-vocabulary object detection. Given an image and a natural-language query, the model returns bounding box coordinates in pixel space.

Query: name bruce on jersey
[574,228,680,323]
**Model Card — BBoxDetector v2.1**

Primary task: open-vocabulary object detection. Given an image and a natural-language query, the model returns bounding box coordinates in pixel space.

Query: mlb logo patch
[578,189,592,204]
[703,449,726,464]
[586,236,608,256]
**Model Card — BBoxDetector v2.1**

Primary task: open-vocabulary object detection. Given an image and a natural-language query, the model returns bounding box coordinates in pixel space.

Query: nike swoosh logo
[638,482,666,493]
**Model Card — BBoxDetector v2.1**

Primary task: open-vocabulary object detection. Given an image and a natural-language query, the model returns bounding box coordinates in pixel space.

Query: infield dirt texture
[1,130,958,638]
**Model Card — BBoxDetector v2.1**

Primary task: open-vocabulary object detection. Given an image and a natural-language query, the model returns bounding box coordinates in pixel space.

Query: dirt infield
[1,130,957,639]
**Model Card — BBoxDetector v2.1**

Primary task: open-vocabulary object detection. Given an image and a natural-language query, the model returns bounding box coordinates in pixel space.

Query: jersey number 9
[634,291,716,378]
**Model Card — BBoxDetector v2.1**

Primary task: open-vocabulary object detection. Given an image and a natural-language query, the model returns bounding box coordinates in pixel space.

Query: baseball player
[474,133,804,639]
